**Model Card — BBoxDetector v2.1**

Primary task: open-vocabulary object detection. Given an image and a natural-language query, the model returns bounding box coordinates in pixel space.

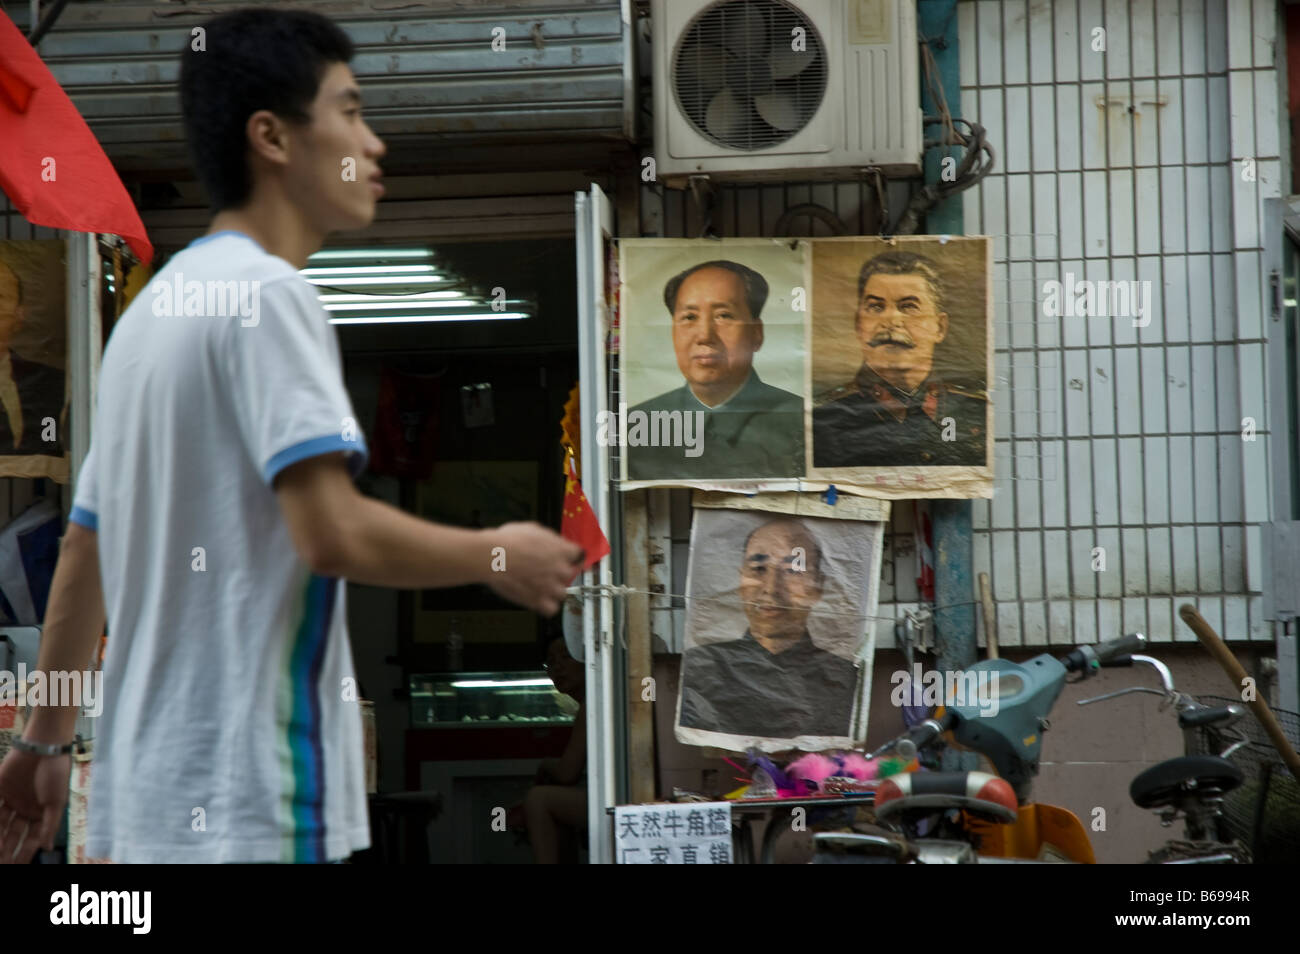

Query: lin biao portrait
[674,505,884,750]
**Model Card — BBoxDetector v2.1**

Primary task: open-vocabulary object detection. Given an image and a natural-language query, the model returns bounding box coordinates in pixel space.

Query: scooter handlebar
[902,711,959,754]
[872,711,959,761]
[1062,633,1147,675]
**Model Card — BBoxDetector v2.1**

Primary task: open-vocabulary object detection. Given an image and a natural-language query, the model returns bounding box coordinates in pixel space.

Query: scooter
[813,632,1146,863]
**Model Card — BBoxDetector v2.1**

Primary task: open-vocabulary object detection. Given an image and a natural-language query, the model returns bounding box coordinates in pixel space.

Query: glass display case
[410,671,576,728]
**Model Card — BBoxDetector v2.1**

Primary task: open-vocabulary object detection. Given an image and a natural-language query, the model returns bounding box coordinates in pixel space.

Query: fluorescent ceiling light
[318,291,466,303]
[302,265,440,277]
[308,247,434,261]
[449,678,553,689]
[307,275,451,286]
[329,313,528,324]
[323,299,524,311]
[302,246,531,325]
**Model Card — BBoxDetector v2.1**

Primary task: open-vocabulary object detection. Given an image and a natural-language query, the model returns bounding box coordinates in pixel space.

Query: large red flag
[0,13,152,263]
[561,454,609,574]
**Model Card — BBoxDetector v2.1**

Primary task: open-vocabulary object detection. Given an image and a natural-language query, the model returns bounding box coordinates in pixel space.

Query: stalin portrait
[812,250,987,468]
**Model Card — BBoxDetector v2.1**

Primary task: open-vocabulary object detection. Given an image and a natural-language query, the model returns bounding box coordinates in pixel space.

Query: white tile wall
[955,0,1275,644]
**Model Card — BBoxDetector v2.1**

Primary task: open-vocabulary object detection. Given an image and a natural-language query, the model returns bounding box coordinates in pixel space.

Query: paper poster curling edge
[672,501,883,755]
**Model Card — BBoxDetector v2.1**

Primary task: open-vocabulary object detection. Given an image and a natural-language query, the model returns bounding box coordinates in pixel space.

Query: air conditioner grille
[672,0,829,151]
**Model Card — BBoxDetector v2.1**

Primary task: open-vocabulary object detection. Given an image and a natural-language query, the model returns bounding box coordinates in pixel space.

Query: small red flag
[0,13,153,263]
[561,455,609,574]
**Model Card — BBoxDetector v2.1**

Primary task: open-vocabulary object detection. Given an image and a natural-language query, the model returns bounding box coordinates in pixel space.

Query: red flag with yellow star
[561,453,609,573]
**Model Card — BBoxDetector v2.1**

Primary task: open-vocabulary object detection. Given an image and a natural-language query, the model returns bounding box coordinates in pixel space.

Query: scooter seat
[873,771,1018,825]
[1129,755,1242,809]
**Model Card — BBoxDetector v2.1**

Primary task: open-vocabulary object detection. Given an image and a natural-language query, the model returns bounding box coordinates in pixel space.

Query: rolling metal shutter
[34,0,634,173]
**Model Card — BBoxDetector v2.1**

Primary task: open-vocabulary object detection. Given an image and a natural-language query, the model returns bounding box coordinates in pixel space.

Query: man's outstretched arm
[275,453,582,617]
[0,521,106,863]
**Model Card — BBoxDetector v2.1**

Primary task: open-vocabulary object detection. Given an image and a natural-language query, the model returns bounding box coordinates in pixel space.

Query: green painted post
[918,0,978,769]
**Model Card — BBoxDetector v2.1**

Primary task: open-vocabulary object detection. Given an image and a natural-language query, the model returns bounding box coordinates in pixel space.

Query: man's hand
[0,749,70,863]
[484,522,583,616]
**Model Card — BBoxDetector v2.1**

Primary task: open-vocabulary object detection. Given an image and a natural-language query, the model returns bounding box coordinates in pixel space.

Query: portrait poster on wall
[807,236,992,497]
[618,238,807,486]
[0,241,68,481]
[616,236,993,499]
[674,493,887,752]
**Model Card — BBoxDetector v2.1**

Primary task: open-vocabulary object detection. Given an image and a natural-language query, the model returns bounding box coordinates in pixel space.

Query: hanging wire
[566,581,977,628]
[890,33,996,236]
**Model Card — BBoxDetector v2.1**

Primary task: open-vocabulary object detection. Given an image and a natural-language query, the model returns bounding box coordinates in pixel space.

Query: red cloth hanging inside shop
[369,364,441,479]
[0,13,152,263]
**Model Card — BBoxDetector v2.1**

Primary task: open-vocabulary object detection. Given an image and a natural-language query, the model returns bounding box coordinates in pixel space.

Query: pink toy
[785,753,836,792]
[839,752,878,781]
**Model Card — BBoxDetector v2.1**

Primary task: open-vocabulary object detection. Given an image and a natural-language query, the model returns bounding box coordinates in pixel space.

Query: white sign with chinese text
[614,802,733,864]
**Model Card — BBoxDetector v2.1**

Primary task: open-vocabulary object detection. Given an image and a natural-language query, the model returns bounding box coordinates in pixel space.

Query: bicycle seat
[873,771,1018,825]
[1129,755,1243,809]
[1176,705,1241,730]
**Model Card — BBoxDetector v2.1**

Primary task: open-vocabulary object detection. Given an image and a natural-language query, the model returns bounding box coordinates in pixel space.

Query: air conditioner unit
[652,0,923,185]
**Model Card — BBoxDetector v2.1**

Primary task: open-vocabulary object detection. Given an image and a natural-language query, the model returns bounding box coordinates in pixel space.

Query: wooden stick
[1178,603,1300,786]
[979,572,997,659]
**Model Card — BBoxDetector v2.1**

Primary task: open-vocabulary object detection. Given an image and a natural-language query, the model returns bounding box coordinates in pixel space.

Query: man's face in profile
[855,272,948,391]
[280,62,387,236]
[0,263,22,347]
[671,267,763,406]
[739,521,824,645]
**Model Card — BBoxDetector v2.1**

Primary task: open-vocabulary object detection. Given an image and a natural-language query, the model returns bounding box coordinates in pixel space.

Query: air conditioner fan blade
[754,89,803,131]
[705,87,747,141]
[769,46,818,80]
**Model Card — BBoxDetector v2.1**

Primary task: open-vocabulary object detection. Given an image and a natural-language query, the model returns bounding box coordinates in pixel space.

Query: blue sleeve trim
[263,434,370,485]
[69,506,99,531]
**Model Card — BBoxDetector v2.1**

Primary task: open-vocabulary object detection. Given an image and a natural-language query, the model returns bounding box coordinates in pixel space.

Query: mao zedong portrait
[626,260,803,480]
[812,251,986,468]
[678,518,857,739]
[0,258,64,455]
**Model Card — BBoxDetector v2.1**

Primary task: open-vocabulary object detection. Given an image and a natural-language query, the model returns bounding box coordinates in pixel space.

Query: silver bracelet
[12,736,78,757]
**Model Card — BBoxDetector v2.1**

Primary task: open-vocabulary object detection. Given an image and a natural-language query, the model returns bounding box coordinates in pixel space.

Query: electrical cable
[26,0,70,46]
[892,35,996,235]
[565,580,977,628]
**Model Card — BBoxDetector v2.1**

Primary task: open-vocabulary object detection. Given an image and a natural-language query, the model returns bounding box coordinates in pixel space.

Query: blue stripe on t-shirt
[264,435,370,485]
[287,572,335,864]
[69,506,98,531]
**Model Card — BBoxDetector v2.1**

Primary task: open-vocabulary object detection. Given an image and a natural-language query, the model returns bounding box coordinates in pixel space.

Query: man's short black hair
[663,260,769,321]
[856,251,946,315]
[179,9,355,211]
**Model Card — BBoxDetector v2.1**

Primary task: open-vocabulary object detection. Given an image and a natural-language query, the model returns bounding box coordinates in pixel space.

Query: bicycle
[1077,653,1252,863]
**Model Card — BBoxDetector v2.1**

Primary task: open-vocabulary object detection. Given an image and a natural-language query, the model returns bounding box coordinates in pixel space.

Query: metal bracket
[687,175,718,240]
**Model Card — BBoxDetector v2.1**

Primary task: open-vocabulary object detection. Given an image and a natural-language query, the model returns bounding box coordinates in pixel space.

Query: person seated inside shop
[678,518,858,739]
[510,635,587,863]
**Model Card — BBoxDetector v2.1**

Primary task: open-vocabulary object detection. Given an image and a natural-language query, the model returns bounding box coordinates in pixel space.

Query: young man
[0,9,580,863]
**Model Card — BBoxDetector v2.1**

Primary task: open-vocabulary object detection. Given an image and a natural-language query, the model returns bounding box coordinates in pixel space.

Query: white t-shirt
[70,231,371,862]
